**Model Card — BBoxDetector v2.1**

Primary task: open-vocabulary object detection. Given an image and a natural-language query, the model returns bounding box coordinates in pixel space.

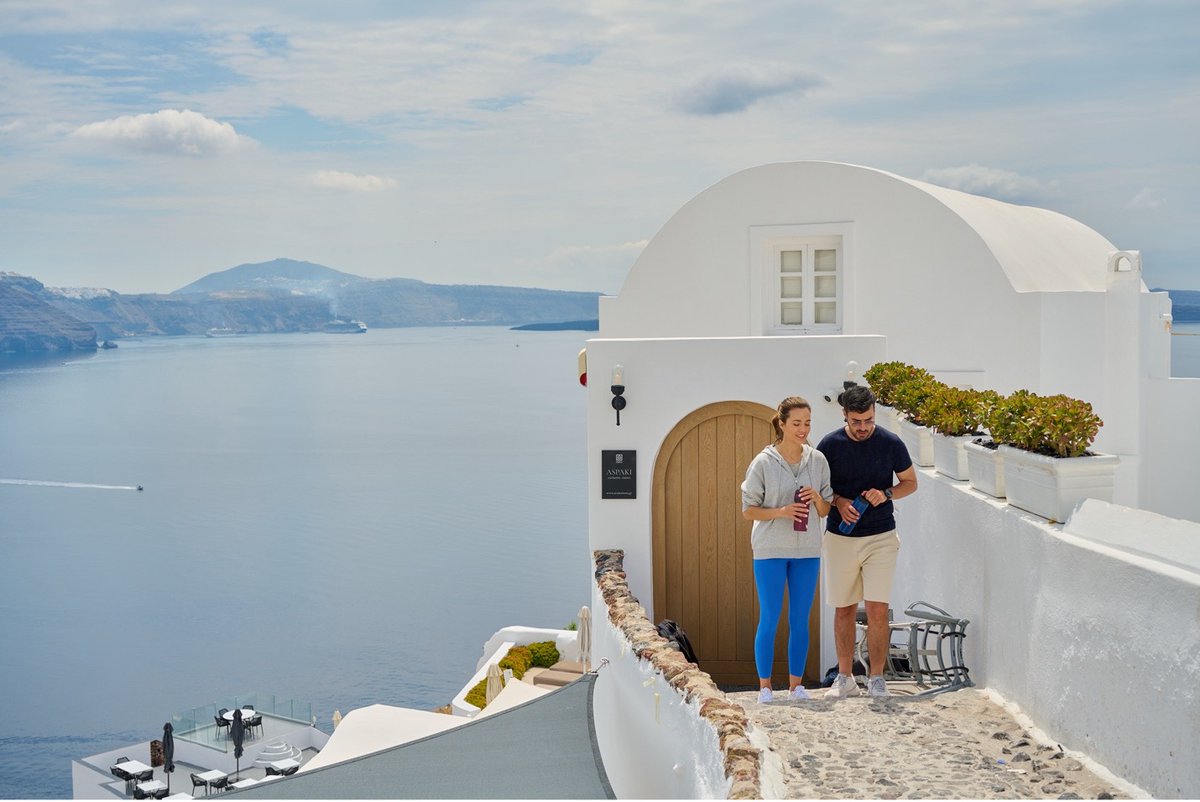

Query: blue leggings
[753,558,820,680]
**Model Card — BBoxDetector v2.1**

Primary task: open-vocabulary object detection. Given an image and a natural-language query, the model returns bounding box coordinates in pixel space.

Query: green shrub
[863,361,906,407]
[919,385,987,436]
[988,390,1103,457]
[508,645,533,668]
[888,365,939,424]
[528,640,560,668]
[498,655,526,680]
[465,678,489,709]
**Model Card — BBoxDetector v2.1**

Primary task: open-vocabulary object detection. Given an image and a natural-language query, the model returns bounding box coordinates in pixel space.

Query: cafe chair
[215,709,231,738]
[266,764,298,777]
[111,757,133,793]
[190,773,208,795]
[208,775,229,794]
[245,712,263,738]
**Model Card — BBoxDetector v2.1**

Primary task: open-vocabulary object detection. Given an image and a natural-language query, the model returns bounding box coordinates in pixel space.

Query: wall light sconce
[843,360,860,391]
[611,364,626,426]
[826,360,861,404]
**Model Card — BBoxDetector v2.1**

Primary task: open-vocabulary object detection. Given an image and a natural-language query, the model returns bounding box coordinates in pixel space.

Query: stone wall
[594,549,761,799]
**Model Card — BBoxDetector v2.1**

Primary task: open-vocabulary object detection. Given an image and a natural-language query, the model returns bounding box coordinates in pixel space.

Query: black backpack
[656,619,698,664]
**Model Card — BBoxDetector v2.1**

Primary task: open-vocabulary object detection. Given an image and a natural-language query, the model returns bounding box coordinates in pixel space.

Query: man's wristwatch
[884,488,893,500]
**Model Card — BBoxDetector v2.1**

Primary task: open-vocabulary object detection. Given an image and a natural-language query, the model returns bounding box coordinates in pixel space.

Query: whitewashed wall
[890,471,1200,798]
[585,333,887,670]
[592,161,1200,521]
[598,162,1118,400]
[589,584,730,799]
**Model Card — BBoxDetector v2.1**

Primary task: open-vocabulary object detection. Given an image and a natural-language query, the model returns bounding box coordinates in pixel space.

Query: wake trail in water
[0,478,141,491]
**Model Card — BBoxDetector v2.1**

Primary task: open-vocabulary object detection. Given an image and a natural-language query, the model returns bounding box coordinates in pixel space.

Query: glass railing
[175,693,315,749]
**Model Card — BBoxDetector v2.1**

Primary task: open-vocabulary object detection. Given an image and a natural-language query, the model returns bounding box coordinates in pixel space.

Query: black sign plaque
[601,450,637,499]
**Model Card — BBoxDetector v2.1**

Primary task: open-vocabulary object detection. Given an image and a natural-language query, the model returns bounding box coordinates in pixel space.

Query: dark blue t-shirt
[817,425,913,537]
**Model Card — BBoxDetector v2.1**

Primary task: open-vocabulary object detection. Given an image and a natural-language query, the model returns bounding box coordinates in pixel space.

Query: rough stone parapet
[593,549,762,799]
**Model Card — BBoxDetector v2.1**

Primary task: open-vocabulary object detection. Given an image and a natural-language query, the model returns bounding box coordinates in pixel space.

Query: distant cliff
[0,274,97,353]
[1156,288,1200,322]
[175,258,603,328]
[1,258,604,347]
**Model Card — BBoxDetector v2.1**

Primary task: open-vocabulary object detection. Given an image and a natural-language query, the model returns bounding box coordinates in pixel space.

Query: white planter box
[931,433,974,480]
[964,440,1005,498]
[999,445,1119,523]
[896,417,934,467]
[875,404,900,434]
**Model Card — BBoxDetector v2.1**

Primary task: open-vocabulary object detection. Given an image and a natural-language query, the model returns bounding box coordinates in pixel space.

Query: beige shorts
[822,529,900,608]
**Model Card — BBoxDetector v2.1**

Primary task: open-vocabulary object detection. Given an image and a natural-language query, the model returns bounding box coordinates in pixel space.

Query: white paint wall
[589,584,730,799]
[585,334,886,666]
[890,471,1200,798]
[598,161,1107,399]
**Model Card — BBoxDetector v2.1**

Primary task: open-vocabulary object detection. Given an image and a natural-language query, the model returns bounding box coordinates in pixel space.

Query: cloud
[673,67,824,116]
[310,170,396,192]
[72,109,243,156]
[1128,187,1164,210]
[921,164,1053,202]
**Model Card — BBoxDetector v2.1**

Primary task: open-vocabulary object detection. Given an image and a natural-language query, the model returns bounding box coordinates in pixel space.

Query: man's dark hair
[838,385,876,413]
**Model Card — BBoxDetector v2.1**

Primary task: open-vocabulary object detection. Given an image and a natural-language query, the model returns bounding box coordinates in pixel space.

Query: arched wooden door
[652,400,822,687]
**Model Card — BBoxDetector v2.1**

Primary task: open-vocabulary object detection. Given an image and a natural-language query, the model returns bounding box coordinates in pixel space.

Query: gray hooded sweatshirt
[741,444,833,560]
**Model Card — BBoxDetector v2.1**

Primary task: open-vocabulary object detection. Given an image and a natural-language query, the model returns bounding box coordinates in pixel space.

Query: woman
[741,396,832,702]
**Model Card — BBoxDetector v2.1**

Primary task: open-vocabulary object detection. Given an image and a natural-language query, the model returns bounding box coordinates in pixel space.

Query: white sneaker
[757,688,774,704]
[788,686,811,701]
[867,676,889,698]
[825,673,860,699]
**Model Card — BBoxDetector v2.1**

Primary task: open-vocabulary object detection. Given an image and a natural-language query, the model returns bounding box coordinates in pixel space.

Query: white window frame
[749,223,853,335]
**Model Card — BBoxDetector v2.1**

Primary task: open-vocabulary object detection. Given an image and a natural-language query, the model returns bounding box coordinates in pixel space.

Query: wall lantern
[826,360,861,404]
[611,364,626,426]
[843,360,860,391]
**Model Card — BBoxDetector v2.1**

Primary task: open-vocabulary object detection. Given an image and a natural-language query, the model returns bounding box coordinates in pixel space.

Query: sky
[1,0,1197,295]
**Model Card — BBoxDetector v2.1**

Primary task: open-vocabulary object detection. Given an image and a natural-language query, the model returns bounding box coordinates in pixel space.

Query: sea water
[2,324,1199,798]
[0,327,590,799]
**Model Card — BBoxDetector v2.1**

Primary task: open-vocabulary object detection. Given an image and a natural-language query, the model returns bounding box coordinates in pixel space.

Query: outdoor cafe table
[196,769,226,795]
[112,759,153,792]
[136,779,167,797]
[268,758,299,775]
[113,759,154,777]
[221,708,256,722]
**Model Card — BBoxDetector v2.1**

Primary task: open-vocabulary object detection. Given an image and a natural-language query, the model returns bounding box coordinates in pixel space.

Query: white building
[584,162,1200,798]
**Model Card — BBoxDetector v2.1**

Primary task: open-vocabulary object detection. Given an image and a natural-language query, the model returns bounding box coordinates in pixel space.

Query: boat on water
[323,319,367,333]
[74,162,1197,799]
[204,327,238,338]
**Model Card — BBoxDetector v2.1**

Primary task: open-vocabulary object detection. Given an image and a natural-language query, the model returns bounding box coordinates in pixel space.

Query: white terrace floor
[75,712,328,800]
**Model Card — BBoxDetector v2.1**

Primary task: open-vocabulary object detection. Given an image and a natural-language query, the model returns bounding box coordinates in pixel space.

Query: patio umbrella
[231,709,245,780]
[485,662,503,705]
[162,722,175,793]
[579,605,592,673]
[332,709,342,729]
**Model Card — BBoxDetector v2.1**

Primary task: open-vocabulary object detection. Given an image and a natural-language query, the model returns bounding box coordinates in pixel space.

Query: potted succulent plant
[991,391,1118,522]
[862,361,906,433]
[888,365,938,467]
[963,389,1007,497]
[919,385,988,480]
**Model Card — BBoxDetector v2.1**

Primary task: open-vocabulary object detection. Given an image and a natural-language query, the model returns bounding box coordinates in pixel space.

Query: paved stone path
[729,685,1137,799]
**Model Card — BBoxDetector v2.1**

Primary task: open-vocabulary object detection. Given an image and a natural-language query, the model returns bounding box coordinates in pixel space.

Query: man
[817,385,918,698]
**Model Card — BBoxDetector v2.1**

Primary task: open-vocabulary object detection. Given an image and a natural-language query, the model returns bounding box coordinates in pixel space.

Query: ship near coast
[323,319,367,333]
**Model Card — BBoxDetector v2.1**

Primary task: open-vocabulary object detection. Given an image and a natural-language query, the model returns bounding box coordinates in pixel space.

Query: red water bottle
[793,488,809,531]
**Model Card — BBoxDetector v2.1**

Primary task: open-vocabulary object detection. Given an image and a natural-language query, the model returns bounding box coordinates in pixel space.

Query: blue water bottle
[838,494,870,534]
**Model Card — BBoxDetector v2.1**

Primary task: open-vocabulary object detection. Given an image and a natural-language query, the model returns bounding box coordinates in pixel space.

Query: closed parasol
[162,722,175,793]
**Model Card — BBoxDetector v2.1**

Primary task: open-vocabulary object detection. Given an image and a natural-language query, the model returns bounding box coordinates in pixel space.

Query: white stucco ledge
[1064,498,1200,575]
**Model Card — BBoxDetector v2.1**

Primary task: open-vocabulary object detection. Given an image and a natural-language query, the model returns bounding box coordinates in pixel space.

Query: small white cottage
[584,161,1199,798]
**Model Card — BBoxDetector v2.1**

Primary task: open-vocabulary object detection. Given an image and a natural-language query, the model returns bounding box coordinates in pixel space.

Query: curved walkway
[730,685,1140,799]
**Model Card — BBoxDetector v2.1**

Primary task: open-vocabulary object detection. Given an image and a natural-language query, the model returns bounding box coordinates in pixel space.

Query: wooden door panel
[652,401,821,687]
